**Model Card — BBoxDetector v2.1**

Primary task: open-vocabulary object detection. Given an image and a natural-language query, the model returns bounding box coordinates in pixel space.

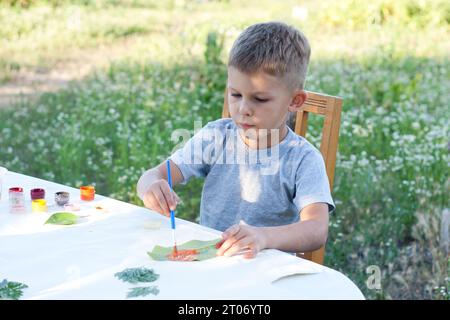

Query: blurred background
[0,0,448,299]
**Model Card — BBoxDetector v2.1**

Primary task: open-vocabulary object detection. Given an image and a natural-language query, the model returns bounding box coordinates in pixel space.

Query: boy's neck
[240,125,289,150]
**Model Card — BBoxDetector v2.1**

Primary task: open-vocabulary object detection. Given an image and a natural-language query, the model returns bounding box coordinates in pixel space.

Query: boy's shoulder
[284,126,323,158]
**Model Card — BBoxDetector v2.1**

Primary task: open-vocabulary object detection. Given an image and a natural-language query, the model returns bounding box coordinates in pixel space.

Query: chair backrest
[222,89,343,265]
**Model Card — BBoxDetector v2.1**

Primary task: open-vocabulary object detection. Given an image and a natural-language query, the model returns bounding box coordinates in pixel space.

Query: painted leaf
[148,238,222,262]
[45,212,78,225]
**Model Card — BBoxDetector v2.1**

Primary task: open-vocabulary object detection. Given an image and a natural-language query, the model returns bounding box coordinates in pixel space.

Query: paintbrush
[166,160,178,255]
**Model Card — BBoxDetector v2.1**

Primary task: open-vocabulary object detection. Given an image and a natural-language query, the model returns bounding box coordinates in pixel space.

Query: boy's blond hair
[228,21,311,90]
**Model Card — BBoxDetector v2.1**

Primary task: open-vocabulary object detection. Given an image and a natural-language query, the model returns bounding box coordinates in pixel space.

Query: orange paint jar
[80,185,95,201]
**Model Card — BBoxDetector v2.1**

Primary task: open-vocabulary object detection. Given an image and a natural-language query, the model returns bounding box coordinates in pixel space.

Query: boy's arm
[136,160,184,215]
[263,203,329,252]
[217,203,329,257]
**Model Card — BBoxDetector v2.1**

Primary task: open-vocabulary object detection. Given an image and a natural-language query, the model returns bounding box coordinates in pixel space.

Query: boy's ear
[288,90,307,112]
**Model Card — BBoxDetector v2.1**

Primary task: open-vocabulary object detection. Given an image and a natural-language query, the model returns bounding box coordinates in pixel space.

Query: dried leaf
[45,212,78,225]
[126,286,159,298]
[115,267,159,284]
[0,279,28,300]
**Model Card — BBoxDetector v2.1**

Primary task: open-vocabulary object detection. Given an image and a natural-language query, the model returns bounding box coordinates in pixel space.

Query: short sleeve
[169,121,219,185]
[293,149,335,214]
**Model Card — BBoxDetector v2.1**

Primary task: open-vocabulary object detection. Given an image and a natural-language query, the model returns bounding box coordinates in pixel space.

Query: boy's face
[227,66,306,148]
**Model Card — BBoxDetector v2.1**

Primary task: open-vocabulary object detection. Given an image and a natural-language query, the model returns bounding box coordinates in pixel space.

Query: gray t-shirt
[170,118,335,232]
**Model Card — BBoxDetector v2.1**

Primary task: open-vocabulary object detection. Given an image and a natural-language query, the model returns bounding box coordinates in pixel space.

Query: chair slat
[301,104,326,115]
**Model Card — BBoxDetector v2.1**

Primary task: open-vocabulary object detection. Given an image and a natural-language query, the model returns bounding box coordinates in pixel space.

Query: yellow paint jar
[32,199,47,213]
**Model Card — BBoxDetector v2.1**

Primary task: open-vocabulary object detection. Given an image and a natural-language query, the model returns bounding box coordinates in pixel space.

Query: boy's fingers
[160,183,178,210]
[223,237,252,257]
[143,192,156,210]
[153,188,170,215]
[214,239,225,249]
[218,224,244,255]
[160,182,177,210]
[217,231,245,256]
[239,219,248,226]
[222,224,240,239]
[144,193,166,216]
[142,192,151,208]
[243,246,257,259]
[173,191,181,204]
[150,194,168,216]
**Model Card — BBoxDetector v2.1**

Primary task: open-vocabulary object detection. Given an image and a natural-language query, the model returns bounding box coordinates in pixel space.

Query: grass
[0,0,449,299]
[2,0,449,82]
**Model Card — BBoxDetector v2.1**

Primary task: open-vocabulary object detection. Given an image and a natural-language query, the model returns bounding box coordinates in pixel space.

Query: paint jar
[55,191,70,206]
[80,186,95,201]
[9,187,25,213]
[31,188,45,200]
[32,199,47,213]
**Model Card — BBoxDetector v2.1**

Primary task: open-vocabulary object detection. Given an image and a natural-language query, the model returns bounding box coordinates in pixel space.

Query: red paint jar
[31,188,45,200]
[9,187,25,213]
[80,186,95,201]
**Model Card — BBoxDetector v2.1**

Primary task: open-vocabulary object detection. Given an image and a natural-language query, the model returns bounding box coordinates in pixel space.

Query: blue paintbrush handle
[166,160,176,230]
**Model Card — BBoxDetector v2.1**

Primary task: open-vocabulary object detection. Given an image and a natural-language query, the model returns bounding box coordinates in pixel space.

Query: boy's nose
[239,100,253,116]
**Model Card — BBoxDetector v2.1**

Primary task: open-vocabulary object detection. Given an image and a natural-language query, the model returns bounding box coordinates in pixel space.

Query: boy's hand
[216,220,267,259]
[142,179,180,217]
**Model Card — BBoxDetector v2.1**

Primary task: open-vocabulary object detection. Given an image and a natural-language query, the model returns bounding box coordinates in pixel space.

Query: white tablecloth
[0,170,364,299]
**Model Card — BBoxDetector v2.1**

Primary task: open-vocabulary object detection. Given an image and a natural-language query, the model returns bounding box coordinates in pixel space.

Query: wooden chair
[222,89,343,265]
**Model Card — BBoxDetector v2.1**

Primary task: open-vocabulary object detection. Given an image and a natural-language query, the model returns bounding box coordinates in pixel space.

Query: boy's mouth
[239,123,255,130]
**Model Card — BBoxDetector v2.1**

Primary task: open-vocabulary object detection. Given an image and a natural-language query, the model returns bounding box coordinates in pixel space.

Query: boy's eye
[230,93,268,103]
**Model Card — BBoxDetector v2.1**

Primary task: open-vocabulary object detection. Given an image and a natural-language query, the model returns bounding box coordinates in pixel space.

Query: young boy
[137,21,335,259]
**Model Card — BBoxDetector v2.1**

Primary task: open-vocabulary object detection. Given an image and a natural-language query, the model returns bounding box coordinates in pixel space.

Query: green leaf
[126,286,159,298]
[0,279,28,300]
[114,267,159,284]
[148,238,221,261]
[45,212,78,225]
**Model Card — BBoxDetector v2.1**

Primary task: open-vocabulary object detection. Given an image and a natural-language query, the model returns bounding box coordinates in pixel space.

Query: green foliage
[0,279,28,300]
[432,253,450,300]
[204,31,225,65]
[315,0,450,29]
[126,286,159,298]
[115,267,160,298]
[114,267,159,284]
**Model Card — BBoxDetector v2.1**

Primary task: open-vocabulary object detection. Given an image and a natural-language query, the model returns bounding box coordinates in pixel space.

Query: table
[0,170,365,299]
